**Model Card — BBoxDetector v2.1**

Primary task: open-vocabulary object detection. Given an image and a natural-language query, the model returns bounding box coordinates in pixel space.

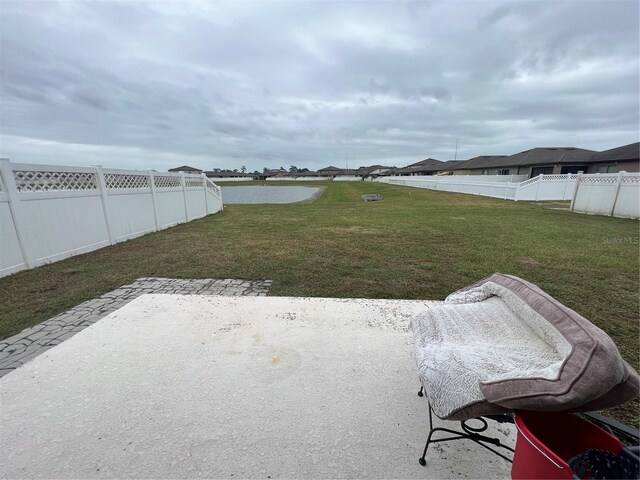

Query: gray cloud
[1,0,638,172]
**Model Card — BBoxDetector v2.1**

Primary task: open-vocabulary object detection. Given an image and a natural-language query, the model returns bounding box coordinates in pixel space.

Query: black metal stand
[417,386,515,466]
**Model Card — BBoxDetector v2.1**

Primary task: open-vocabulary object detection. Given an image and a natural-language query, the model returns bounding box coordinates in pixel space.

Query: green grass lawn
[1,181,638,425]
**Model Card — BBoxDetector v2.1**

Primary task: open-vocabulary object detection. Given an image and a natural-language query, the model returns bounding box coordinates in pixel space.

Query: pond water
[220,185,323,204]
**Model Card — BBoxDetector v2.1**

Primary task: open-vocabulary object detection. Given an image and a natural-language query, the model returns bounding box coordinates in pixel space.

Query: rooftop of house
[446,155,509,170]
[204,170,254,178]
[168,165,203,173]
[406,158,444,169]
[505,147,596,167]
[355,165,396,174]
[588,142,640,163]
[435,160,466,170]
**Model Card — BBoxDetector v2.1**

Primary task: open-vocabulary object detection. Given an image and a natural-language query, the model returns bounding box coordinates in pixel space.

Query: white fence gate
[0,159,223,278]
[570,172,639,219]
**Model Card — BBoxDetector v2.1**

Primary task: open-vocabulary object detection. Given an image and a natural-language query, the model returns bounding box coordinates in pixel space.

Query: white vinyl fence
[0,159,223,278]
[266,176,326,181]
[333,176,364,182]
[376,174,576,201]
[267,176,365,181]
[570,172,639,219]
[207,177,253,182]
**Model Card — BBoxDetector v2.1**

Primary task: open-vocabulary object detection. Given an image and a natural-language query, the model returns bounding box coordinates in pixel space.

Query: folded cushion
[411,274,639,420]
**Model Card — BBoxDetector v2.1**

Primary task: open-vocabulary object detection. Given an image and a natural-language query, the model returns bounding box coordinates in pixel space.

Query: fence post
[148,169,160,231]
[0,158,33,268]
[515,181,520,201]
[202,173,210,215]
[535,174,543,201]
[180,172,189,222]
[569,171,583,212]
[610,171,625,217]
[93,165,115,245]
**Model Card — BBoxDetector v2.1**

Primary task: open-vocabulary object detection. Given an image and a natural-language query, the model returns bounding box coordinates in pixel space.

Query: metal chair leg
[417,393,514,466]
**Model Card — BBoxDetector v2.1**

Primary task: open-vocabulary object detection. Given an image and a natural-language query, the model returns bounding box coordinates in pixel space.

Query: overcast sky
[1,1,638,172]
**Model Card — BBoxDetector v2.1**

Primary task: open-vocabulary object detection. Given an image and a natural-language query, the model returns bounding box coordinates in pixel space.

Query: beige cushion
[454,274,639,412]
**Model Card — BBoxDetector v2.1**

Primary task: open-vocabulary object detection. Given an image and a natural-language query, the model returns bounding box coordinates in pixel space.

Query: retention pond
[220,185,323,204]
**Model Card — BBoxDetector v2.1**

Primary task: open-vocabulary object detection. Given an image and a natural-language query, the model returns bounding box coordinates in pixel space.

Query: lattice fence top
[542,174,574,181]
[621,174,640,184]
[519,177,540,187]
[105,173,150,190]
[14,170,97,192]
[579,175,619,184]
[153,175,182,188]
[185,176,204,188]
[206,179,221,196]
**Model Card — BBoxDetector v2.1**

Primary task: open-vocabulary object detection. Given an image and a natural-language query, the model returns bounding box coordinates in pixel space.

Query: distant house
[318,166,341,173]
[168,165,203,174]
[315,166,341,179]
[266,169,287,177]
[390,158,448,176]
[256,169,287,180]
[280,171,323,179]
[332,169,361,179]
[434,160,467,175]
[439,156,509,176]
[392,159,466,176]
[204,170,255,180]
[355,165,396,177]
[391,143,639,179]
[441,148,596,178]
[585,142,639,173]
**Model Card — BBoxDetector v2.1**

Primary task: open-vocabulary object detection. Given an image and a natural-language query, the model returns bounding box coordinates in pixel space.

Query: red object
[511,411,624,479]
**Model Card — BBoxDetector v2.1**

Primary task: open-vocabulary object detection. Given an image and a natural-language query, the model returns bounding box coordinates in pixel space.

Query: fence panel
[614,175,640,218]
[106,191,157,241]
[155,189,187,228]
[185,189,207,219]
[20,192,110,264]
[0,160,223,278]
[102,167,156,241]
[571,172,639,219]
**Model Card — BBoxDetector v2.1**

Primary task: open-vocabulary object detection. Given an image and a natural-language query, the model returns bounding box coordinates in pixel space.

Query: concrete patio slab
[0,278,272,377]
[0,295,515,479]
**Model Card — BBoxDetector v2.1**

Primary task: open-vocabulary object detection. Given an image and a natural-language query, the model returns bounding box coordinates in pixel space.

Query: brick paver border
[0,277,271,377]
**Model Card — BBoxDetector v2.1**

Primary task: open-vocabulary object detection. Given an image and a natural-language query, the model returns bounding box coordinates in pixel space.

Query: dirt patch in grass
[513,257,541,267]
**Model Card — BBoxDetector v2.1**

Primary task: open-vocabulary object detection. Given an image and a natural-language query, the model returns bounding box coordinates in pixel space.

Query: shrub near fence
[0,159,223,278]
